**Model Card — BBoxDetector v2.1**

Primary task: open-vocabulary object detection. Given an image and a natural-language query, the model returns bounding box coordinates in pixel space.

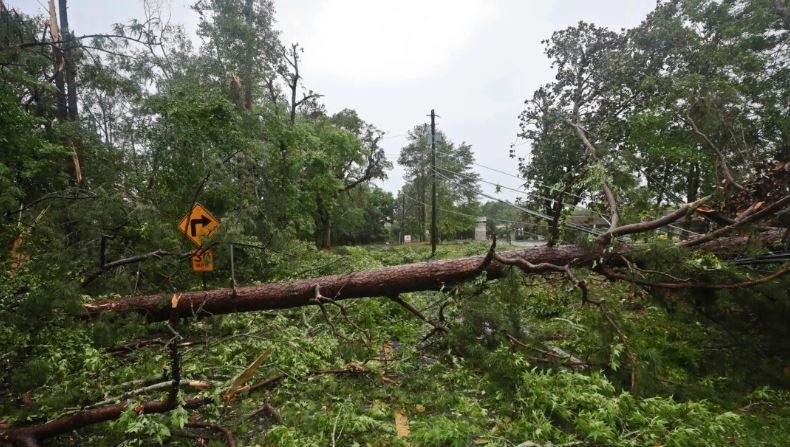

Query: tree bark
[547,198,562,247]
[315,196,332,249]
[58,0,78,120]
[242,0,254,110]
[86,244,598,322]
[83,231,782,323]
[686,161,700,203]
[0,396,209,447]
[53,44,67,120]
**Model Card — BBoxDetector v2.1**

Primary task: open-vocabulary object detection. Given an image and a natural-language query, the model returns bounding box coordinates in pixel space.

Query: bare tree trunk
[419,177,427,242]
[53,47,67,120]
[547,198,563,247]
[315,196,332,249]
[686,161,700,202]
[83,231,781,323]
[655,164,671,207]
[59,0,78,120]
[242,0,253,110]
[321,220,331,249]
[85,244,594,322]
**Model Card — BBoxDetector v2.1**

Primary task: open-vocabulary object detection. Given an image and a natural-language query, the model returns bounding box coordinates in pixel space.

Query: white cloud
[279,0,502,82]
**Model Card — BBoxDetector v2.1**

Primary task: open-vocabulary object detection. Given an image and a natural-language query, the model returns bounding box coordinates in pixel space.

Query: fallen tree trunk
[85,231,783,323]
[0,397,209,447]
[86,244,601,322]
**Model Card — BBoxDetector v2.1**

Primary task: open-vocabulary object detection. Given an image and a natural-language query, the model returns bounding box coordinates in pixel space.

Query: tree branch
[10,33,162,50]
[491,248,590,304]
[293,92,321,109]
[387,294,447,333]
[565,120,620,237]
[505,333,588,369]
[85,380,214,409]
[686,112,744,190]
[185,420,236,447]
[82,230,786,323]
[602,196,710,240]
[0,396,210,446]
[683,194,790,247]
[82,249,190,286]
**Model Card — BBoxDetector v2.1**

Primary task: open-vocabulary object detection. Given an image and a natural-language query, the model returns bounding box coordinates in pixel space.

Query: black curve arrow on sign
[190,215,212,237]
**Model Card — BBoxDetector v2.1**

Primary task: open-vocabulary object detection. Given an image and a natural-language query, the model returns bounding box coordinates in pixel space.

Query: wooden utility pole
[400,193,406,244]
[429,109,438,255]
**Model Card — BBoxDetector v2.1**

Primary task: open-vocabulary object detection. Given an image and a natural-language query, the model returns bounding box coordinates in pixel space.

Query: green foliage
[116,407,172,446]
[298,109,392,248]
[1,1,789,446]
[397,125,481,242]
[332,185,395,245]
[516,21,625,244]
[0,87,69,224]
[514,370,742,446]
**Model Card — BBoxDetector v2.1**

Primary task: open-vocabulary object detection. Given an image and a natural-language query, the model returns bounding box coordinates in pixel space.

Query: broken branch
[388,294,448,333]
[683,194,790,247]
[185,420,236,447]
[598,264,790,289]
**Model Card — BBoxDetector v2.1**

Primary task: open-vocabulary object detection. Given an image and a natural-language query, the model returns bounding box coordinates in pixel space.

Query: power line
[433,152,701,237]
[402,192,541,227]
[431,167,601,236]
[397,138,584,204]
[394,120,689,239]
[381,132,408,140]
[401,193,476,220]
[433,163,583,214]
[400,192,544,239]
[419,157,685,240]
[434,145,587,202]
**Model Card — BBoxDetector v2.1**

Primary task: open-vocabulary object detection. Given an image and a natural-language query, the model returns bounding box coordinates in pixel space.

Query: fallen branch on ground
[185,420,237,447]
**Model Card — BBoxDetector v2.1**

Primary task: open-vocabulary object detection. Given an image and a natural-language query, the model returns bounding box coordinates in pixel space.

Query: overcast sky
[12,0,657,202]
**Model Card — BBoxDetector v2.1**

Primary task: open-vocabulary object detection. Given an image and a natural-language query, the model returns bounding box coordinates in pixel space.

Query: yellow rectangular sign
[178,203,220,246]
[191,249,214,272]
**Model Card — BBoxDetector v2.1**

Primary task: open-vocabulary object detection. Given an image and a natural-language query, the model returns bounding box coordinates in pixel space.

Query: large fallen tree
[84,228,788,323]
[86,243,599,322]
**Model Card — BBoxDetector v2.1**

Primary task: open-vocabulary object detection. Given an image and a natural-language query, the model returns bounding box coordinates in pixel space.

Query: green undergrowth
[2,242,789,445]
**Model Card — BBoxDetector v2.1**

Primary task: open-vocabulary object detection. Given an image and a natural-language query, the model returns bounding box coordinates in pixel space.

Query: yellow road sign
[178,203,220,246]
[191,249,214,272]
